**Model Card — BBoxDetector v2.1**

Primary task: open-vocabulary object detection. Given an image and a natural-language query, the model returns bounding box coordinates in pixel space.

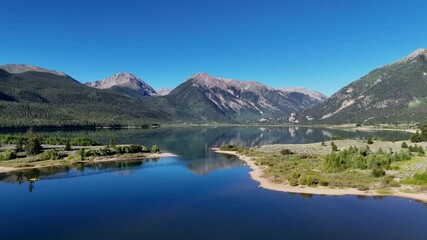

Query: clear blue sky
[1,0,427,96]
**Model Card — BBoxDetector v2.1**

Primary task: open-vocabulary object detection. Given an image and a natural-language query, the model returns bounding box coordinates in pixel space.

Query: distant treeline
[0,133,99,146]
[0,123,161,131]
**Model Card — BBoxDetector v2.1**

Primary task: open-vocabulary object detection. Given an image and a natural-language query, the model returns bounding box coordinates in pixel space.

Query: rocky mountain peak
[397,48,427,64]
[157,88,173,96]
[86,72,158,96]
[281,87,328,102]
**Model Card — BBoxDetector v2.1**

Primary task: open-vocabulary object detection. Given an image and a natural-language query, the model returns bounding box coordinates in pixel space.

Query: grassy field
[223,139,427,192]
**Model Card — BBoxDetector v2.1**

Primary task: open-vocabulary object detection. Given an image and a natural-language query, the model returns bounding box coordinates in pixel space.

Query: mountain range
[1,48,426,127]
[0,64,325,127]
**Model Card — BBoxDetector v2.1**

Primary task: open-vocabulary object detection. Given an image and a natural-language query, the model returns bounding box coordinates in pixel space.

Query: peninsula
[215,138,427,203]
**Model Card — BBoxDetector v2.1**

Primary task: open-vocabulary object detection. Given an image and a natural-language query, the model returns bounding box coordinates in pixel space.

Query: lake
[1,126,426,240]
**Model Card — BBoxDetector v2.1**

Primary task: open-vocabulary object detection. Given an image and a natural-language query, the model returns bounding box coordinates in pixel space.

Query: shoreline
[213,148,427,203]
[0,152,177,174]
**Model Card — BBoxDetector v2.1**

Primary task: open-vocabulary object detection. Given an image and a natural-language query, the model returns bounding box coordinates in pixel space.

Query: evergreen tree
[25,128,42,155]
[65,141,71,151]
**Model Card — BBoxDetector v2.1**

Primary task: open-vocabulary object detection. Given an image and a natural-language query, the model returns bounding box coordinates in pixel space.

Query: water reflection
[0,154,245,191]
[0,158,157,192]
[0,127,410,191]
[187,154,245,175]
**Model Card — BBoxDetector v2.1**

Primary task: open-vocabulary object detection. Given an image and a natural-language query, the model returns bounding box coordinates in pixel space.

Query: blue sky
[1,0,427,96]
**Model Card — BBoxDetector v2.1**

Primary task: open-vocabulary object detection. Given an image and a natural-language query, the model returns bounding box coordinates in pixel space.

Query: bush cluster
[408,145,425,155]
[323,146,411,177]
[219,143,240,151]
[37,149,58,161]
[76,144,149,159]
[0,150,17,161]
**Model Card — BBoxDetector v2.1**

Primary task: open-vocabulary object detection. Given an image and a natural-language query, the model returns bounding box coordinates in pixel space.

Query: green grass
[399,189,417,194]
[401,171,427,186]
[376,189,394,195]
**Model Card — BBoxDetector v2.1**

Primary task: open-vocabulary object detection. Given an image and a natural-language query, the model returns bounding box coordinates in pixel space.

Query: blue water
[0,127,425,240]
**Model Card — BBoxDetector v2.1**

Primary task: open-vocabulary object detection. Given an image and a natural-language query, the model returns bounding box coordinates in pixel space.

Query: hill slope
[303,49,427,124]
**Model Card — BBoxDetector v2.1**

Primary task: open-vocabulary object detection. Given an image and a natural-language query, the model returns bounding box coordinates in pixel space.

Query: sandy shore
[0,152,177,174]
[213,148,427,203]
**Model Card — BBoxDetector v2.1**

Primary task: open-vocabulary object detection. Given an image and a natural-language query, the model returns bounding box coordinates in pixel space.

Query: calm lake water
[1,127,426,240]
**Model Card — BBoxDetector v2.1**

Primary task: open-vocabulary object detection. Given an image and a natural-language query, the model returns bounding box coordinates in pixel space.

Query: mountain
[157,88,173,96]
[0,64,70,78]
[0,65,193,127]
[303,48,427,124]
[280,87,327,102]
[0,65,327,127]
[167,73,325,121]
[86,72,158,98]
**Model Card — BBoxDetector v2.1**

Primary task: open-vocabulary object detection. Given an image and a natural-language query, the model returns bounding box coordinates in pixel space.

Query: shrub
[359,145,370,157]
[77,148,85,160]
[319,179,329,186]
[151,144,160,154]
[410,124,427,142]
[331,141,338,152]
[37,149,58,161]
[389,181,401,187]
[298,173,317,186]
[356,184,369,191]
[367,137,374,145]
[410,131,424,142]
[321,141,326,146]
[409,145,425,154]
[126,145,144,153]
[288,178,299,186]
[391,150,411,162]
[219,143,239,151]
[114,145,145,154]
[65,141,71,151]
[15,139,24,152]
[372,165,385,177]
[280,149,294,155]
[0,150,17,161]
[323,152,345,172]
[401,142,408,148]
